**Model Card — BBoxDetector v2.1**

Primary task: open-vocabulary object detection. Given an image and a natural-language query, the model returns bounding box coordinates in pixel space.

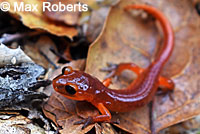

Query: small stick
[39,50,59,69]
[0,30,45,44]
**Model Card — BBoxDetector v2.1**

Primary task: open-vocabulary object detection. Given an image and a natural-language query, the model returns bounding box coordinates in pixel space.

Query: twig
[39,50,58,69]
[50,47,72,62]
[0,30,45,44]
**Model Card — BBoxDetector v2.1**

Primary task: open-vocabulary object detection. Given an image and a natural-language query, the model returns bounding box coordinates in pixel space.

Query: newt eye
[62,66,73,75]
[65,85,76,95]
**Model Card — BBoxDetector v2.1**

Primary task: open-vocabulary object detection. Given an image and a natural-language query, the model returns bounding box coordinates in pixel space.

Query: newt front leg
[74,103,111,129]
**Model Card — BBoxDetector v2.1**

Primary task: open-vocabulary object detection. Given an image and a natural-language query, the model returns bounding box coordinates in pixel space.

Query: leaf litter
[0,0,200,133]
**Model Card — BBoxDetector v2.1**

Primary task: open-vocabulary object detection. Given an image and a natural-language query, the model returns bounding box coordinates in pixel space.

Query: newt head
[52,66,95,101]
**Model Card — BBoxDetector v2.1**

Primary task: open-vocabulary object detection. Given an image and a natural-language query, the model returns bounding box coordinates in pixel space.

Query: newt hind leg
[101,62,144,87]
[101,63,175,93]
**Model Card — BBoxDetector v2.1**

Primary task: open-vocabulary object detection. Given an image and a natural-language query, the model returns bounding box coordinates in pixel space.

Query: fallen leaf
[86,7,110,42]
[1,0,78,39]
[159,115,200,134]
[24,36,57,69]
[0,115,46,134]
[95,123,118,134]
[44,0,91,26]
[43,92,96,134]
[86,0,200,133]
[151,0,200,133]
[43,0,119,26]
[85,0,120,42]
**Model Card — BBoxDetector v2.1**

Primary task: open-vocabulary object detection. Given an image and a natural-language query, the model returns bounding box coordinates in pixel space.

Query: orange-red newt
[53,4,175,129]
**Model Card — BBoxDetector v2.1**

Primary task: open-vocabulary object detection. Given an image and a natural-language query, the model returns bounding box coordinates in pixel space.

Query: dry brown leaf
[159,115,200,134]
[86,7,110,42]
[43,92,96,134]
[1,0,78,39]
[95,123,118,134]
[86,0,200,133]
[24,36,57,68]
[151,0,200,133]
[0,115,46,134]
[43,0,120,38]
[44,0,93,26]
[44,0,81,26]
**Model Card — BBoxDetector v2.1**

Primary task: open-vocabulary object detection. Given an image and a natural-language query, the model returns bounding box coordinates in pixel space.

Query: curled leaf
[0,0,78,39]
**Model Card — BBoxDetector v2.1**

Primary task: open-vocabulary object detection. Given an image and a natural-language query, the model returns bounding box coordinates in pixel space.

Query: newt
[53,4,175,129]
